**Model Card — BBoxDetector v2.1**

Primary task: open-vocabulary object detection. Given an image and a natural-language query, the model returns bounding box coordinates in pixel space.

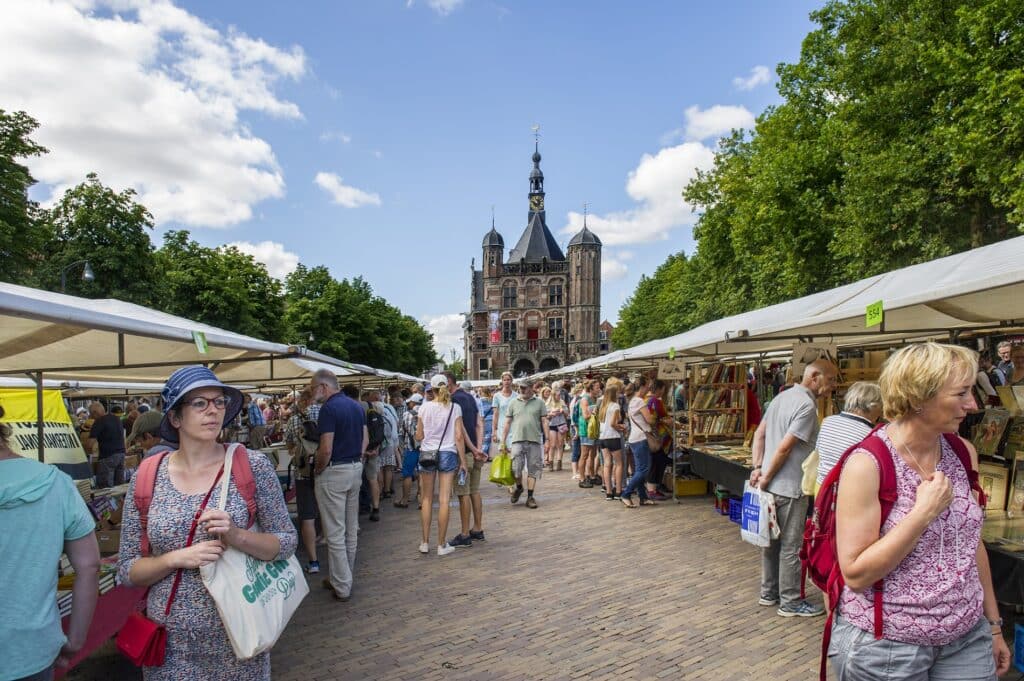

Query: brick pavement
[70,466,832,680]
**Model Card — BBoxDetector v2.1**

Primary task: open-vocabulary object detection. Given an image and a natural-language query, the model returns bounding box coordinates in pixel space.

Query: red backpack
[800,427,985,681]
[133,443,258,556]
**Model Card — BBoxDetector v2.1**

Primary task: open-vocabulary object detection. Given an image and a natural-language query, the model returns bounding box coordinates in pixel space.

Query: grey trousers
[95,452,124,489]
[315,462,363,597]
[760,493,808,606]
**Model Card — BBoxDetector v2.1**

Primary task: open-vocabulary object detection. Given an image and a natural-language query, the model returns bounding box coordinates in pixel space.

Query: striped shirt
[815,412,874,485]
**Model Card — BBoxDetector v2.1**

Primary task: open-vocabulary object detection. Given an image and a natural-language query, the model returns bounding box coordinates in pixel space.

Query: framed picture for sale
[973,409,1011,458]
[979,462,1009,517]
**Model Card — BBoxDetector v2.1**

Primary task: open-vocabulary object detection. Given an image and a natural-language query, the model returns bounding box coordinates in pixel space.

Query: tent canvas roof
[538,236,1024,377]
[0,282,374,384]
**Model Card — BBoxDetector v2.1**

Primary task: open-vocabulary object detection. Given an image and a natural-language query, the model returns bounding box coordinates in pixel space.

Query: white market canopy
[0,282,384,385]
[537,235,1024,377]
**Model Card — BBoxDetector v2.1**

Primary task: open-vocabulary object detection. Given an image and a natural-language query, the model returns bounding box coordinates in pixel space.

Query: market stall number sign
[865,301,884,328]
[192,330,209,354]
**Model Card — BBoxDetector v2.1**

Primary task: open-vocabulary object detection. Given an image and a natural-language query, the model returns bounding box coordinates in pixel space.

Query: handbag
[200,444,309,660]
[117,463,225,667]
[418,404,455,470]
[630,409,663,453]
[488,451,516,486]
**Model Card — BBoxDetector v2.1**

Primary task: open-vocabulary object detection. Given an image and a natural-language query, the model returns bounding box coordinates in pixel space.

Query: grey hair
[998,341,1012,351]
[312,368,339,390]
[843,381,882,415]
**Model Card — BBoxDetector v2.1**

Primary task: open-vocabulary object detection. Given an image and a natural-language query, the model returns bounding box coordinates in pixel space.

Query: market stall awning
[0,282,369,384]
[611,235,1024,365]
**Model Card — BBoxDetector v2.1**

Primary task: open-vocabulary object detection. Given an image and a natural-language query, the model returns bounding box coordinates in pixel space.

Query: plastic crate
[728,497,743,524]
[675,477,708,497]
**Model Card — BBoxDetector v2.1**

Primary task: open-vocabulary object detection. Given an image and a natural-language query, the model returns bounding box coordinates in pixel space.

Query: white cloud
[422,313,465,360]
[733,65,772,91]
[562,142,715,246]
[659,104,755,145]
[319,130,352,144]
[314,172,382,208]
[602,254,629,281]
[0,0,306,228]
[407,0,465,15]
[226,240,300,280]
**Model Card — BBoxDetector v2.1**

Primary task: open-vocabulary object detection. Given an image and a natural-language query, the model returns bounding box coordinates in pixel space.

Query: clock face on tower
[530,194,544,211]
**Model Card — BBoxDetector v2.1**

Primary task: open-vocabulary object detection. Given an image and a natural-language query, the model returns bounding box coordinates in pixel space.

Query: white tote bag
[739,482,772,548]
[201,444,309,659]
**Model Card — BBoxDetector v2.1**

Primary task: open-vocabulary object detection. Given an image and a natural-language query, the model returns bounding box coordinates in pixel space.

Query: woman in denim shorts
[415,375,467,557]
[830,343,1010,679]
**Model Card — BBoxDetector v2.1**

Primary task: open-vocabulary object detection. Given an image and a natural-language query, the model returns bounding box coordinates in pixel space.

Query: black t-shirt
[451,390,479,447]
[89,413,126,458]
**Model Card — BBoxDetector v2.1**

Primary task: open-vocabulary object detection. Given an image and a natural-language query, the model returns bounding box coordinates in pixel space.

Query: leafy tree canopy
[616,0,1023,348]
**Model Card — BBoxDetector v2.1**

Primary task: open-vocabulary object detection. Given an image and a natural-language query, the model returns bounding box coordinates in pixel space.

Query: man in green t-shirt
[501,381,548,509]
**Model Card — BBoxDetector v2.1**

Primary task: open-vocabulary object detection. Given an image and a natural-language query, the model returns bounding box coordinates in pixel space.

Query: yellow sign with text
[865,300,884,328]
[0,389,88,466]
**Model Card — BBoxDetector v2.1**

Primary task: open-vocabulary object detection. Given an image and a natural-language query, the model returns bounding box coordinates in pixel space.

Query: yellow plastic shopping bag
[489,450,516,486]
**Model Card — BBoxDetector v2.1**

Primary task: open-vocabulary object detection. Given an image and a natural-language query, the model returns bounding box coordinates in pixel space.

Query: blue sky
[4,0,820,357]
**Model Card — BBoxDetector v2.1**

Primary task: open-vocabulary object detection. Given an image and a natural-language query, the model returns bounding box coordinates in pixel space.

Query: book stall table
[55,585,146,679]
[685,443,752,497]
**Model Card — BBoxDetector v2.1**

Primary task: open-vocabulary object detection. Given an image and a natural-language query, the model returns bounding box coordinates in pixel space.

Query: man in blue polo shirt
[447,374,486,548]
[311,368,367,602]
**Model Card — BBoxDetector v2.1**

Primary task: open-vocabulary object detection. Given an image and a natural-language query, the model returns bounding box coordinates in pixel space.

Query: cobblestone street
[70,464,828,680]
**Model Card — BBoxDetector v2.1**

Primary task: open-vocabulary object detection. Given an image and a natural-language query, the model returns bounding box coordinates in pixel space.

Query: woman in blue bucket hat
[116,366,297,680]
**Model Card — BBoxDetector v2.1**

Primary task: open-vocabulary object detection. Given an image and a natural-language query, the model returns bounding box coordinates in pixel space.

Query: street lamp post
[59,260,95,293]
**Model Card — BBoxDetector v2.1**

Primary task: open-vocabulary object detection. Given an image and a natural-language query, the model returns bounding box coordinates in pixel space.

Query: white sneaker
[418,542,429,554]
[571,474,581,480]
[437,543,455,556]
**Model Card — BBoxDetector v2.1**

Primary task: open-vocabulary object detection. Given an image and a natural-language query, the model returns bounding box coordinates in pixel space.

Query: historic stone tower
[464,142,603,379]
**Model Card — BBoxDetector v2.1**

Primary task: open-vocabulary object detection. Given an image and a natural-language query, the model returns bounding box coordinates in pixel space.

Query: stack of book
[692,413,743,436]
[75,479,92,502]
[691,387,745,410]
[57,590,73,618]
[701,364,745,384]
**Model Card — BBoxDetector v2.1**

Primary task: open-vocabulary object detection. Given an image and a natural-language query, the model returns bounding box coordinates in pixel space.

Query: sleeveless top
[838,425,984,646]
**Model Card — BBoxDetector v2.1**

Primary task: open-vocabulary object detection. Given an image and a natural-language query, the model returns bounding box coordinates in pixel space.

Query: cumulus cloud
[314,172,382,208]
[319,130,352,144]
[227,240,300,280]
[561,142,715,246]
[0,0,307,228]
[601,254,629,281]
[733,65,772,91]
[407,0,465,15]
[422,313,465,360]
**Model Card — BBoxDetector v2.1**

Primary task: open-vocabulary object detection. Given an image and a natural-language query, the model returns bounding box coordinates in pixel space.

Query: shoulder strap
[943,433,987,507]
[228,443,258,528]
[133,450,172,557]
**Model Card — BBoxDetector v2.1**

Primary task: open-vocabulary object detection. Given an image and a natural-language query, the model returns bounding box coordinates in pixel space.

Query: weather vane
[531,124,541,143]
[583,201,589,227]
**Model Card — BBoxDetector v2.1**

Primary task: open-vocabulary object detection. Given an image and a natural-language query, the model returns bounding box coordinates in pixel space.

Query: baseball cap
[430,374,448,390]
[159,365,244,443]
[406,393,424,405]
[459,380,473,391]
[128,409,164,443]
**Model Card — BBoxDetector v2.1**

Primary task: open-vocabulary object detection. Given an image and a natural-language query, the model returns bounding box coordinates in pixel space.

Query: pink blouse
[838,425,984,646]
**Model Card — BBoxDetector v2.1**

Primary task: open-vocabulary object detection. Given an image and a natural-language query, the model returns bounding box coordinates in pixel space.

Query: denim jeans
[315,461,363,597]
[622,439,651,499]
[760,494,808,606]
[571,435,582,463]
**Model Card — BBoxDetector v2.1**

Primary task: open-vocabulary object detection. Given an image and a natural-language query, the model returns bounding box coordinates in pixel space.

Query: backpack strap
[227,443,259,529]
[852,432,898,640]
[133,450,172,558]
[943,433,987,507]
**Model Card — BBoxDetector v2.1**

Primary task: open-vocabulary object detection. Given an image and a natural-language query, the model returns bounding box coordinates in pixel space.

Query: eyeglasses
[186,396,230,411]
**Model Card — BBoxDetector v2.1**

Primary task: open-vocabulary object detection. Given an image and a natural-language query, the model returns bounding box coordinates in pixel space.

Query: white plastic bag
[201,445,309,659]
[740,481,772,548]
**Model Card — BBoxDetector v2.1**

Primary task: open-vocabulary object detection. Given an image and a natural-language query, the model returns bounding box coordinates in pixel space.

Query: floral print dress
[117,449,297,681]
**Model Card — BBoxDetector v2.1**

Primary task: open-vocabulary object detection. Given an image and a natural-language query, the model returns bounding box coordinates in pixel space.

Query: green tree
[37,173,157,302]
[283,265,437,374]
[0,110,49,284]
[616,0,1024,349]
[155,230,285,341]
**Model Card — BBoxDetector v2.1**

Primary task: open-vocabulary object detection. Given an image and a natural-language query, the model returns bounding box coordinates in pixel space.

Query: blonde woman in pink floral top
[831,343,1010,679]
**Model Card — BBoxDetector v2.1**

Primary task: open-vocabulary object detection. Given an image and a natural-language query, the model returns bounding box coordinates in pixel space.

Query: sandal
[393,500,408,508]
[620,497,638,509]
[639,499,658,506]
